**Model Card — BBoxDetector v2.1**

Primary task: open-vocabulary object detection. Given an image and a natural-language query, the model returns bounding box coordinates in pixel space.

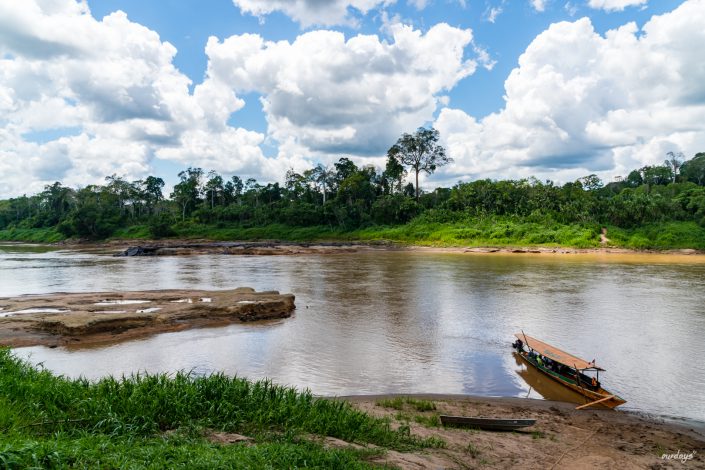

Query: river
[2,243,704,422]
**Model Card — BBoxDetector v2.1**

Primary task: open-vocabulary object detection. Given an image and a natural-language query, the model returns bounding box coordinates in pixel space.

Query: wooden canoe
[513,333,626,409]
[440,415,536,431]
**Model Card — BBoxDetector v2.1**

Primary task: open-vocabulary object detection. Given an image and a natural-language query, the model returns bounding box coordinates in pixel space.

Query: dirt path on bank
[337,395,705,469]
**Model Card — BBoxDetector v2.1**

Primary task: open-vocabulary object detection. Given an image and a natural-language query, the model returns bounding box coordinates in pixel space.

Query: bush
[149,214,176,239]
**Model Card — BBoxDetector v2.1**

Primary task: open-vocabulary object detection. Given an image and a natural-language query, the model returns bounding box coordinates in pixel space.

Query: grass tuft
[376,397,437,412]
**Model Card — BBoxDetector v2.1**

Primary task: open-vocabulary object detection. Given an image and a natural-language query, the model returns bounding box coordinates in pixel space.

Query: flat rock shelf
[0,288,295,348]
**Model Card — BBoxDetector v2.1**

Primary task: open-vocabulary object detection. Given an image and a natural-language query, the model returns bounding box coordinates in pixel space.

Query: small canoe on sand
[439,415,536,431]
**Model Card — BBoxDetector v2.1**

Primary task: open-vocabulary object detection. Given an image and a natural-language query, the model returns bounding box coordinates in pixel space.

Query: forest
[1,129,705,249]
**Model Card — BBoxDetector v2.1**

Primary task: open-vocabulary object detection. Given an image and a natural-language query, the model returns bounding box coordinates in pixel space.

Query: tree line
[1,127,704,240]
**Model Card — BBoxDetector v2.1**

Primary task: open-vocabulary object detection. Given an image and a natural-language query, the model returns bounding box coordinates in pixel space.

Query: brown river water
[2,243,705,422]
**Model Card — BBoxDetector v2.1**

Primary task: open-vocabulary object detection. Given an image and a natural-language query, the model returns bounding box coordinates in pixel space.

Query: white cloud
[587,0,647,12]
[408,0,430,9]
[0,1,482,198]
[0,0,269,198]
[485,6,503,23]
[232,0,395,27]
[434,0,705,185]
[531,0,547,12]
[203,22,478,159]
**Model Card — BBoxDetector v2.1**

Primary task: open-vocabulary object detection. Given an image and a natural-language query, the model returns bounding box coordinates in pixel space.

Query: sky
[1,0,704,198]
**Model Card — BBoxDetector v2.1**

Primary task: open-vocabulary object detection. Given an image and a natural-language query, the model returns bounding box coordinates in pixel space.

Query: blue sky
[0,0,703,197]
[88,0,681,123]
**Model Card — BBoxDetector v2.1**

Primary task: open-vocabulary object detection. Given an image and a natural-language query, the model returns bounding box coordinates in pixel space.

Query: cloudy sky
[1,0,703,198]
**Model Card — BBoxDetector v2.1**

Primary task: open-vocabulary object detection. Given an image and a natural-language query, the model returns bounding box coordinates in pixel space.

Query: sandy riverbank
[38,238,705,260]
[0,288,295,348]
[335,394,705,469]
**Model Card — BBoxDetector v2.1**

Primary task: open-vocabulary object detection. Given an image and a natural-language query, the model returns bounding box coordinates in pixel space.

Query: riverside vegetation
[0,349,446,468]
[2,128,705,250]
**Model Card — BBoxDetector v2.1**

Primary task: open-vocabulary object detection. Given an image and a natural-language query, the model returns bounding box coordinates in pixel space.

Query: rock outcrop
[114,241,372,257]
[0,288,295,348]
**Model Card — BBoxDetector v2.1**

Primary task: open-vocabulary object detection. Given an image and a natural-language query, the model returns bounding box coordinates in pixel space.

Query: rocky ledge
[112,241,385,257]
[0,288,295,348]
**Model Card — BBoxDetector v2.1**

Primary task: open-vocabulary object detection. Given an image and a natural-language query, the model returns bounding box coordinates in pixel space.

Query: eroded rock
[0,288,295,348]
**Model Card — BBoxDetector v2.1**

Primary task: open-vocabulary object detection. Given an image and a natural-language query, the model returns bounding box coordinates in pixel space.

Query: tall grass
[3,218,705,251]
[0,227,64,243]
[0,348,436,468]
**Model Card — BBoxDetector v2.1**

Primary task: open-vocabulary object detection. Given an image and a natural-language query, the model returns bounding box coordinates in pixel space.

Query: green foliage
[148,212,177,239]
[376,397,437,412]
[0,227,64,243]
[605,222,705,250]
[466,442,481,458]
[0,348,445,468]
[413,414,441,428]
[387,127,452,201]
[2,151,705,248]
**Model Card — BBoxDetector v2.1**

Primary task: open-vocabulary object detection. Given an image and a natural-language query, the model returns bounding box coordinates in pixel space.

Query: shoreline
[5,237,704,259]
[336,393,705,468]
[337,393,705,438]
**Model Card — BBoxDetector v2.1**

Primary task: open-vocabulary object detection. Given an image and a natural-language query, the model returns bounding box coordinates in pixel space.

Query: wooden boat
[512,333,626,409]
[440,415,536,431]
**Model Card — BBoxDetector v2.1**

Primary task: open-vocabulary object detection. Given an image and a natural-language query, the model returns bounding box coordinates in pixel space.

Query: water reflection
[3,247,705,421]
[512,352,591,404]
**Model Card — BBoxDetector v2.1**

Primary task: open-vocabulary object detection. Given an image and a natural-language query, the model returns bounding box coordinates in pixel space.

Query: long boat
[439,415,536,431]
[512,333,626,409]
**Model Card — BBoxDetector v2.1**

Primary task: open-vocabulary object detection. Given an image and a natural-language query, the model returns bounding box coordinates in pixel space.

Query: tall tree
[143,176,165,214]
[204,170,224,208]
[681,152,705,185]
[308,164,335,204]
[665,151,685,182]
[382,154,406,195]
[171,167,203,220]
[387,127,452,201]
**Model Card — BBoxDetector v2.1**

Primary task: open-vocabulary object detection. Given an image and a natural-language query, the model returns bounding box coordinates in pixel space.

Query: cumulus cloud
[232,0,394,27]
[203,23,477,161]
[0,0,268,198]
[587,0,647,12]
[434,0,705,184]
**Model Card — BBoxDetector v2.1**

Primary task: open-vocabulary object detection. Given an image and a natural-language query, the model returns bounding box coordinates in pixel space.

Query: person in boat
[512,338,524,351]
[591,376,600,390]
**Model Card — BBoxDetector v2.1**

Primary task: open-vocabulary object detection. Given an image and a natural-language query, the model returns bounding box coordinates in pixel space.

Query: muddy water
[2,243,705,421]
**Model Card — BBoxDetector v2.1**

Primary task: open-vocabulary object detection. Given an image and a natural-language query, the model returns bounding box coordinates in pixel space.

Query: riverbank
[1,348,701,469]
[63,238,705,261]
[3,218,705,251]
[0,288,295,348]
[0,348,438,469]
[344,394,705,469]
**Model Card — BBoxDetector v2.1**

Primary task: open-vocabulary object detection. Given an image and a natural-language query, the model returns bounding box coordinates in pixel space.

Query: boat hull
[440,415,536,431]
[516,350,626,409]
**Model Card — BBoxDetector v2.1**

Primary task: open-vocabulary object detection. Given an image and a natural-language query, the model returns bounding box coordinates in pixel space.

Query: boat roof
[515,333,605,371]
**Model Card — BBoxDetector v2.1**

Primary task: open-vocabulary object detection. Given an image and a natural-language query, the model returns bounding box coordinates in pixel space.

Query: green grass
[376,397,437,413]
[351,217,603,248]
[604,221,705,250]
[4,218,705,251]
[0,227,64,243]
[0,348,439,468]
[413,414,441,428]
[466,442,481,458]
